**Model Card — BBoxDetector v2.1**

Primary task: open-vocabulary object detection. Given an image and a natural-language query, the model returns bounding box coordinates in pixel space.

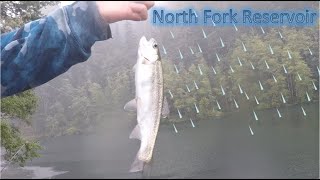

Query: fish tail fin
[142,159,154,178]
[129,155,144,173]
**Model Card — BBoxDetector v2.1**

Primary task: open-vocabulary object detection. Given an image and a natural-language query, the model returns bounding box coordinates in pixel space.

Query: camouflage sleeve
[1,1,112,97]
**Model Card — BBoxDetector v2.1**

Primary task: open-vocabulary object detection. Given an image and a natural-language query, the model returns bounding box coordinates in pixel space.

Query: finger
[129,2,148,14]
[129,10,148,21]
[139,11,148,21]
[134,1,155,10]
[145,1,155,9]
[128,13,142,21]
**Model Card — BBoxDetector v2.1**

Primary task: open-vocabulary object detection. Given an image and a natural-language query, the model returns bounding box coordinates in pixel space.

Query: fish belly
[136,62,163,163]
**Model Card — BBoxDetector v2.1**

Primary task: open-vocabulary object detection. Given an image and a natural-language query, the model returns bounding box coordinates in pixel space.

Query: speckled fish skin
[124,36,167,173]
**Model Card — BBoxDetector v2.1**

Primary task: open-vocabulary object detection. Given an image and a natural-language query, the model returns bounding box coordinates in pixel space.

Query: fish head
[138,36,160,65]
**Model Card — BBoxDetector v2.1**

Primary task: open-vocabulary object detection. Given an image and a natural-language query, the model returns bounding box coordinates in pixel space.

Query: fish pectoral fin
[161,96,170,118]
[129,125,141,140]
[124,98,137,112]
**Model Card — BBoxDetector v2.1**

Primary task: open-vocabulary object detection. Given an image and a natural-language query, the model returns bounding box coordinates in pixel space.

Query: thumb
[128,3,148,21]
[133,1,155,10]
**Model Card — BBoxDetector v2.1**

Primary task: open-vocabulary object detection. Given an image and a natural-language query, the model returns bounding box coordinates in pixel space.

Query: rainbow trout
[124,36,169,173]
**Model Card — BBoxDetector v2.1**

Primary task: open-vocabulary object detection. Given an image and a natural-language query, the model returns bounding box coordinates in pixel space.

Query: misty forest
[1,1,319,170]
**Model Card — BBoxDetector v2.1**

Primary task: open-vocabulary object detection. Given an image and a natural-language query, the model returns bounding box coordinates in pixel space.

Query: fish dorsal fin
[129,125,141,140]
[161,96,170,118]
[124,99,137,112]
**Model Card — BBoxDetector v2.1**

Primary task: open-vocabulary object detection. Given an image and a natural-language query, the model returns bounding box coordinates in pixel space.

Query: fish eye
[153,43,158,48]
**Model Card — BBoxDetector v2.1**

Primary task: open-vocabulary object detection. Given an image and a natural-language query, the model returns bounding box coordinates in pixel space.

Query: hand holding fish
[96,1,155,23]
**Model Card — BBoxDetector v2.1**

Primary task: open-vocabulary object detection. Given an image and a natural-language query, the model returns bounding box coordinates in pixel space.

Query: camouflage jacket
[1,1,112,97]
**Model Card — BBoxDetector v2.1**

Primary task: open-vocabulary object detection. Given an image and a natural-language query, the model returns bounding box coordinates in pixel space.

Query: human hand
[96,1,155,23]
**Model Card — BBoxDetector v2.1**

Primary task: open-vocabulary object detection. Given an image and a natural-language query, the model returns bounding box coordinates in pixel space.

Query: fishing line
[139,12,148,38]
